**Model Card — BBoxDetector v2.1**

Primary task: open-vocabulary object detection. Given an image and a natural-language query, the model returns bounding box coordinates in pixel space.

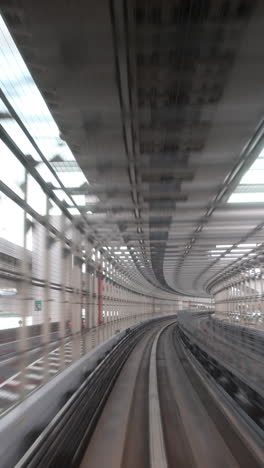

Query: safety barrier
[177,311,264,435]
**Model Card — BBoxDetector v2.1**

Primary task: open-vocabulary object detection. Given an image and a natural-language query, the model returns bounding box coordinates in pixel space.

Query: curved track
[80,321,263,468]
[80,321,167,468]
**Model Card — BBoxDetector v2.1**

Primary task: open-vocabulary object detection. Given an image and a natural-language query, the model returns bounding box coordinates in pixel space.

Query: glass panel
[0,140,25,197]
[0,192,24,246]
[0,13,88,171]
[58,171,88,188]
[72,194,85,206]
[53,189,72,206]
[35,162,60,188]
[27,175,46,215]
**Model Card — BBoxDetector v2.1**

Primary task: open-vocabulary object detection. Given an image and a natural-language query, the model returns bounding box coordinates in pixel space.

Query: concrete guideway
[80,320,173,468]
[10,317,171,468]
[81,321,263,468]
[148,324,169,468]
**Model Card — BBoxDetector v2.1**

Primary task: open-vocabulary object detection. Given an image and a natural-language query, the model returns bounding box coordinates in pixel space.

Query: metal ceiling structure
[2,0,264,299]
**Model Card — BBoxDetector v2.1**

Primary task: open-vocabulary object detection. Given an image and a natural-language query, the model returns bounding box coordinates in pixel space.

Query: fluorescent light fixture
[210,254,221,257]
[0,288,17,296]
[238,243,257,247]
[120,246,127,250]
[225,253,243,257]
[210,250,226,253]
[216,245,232,248]
[231,249,250,252]
[87,210,93,214]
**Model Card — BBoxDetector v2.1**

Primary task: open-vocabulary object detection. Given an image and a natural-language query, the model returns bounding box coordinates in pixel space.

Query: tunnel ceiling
[2,0,264,297]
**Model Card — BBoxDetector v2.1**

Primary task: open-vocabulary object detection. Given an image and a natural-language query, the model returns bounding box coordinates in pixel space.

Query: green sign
[34,300,42,311]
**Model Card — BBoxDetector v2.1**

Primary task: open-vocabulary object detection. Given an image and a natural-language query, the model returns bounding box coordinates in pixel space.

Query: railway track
[14,319,264,468]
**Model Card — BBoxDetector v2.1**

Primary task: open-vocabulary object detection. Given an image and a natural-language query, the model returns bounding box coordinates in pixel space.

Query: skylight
[228,193,264,203]
[71,194,86,206]
[228,148,264,203]
[0,14,90,217]
[57,171,88,188]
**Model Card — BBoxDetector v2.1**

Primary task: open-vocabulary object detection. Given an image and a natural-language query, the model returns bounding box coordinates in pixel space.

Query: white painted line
[0,372,20,389]
[29,362,43,367]
[29,365,44,372]
[0,340,74,394]
[149,325,168,468]
[0,389,20,401]
[25,384,37,391]
[4,380,20,387]
[26,373,43,381]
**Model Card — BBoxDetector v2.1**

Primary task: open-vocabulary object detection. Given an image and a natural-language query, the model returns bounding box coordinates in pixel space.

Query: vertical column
[237,274,241,323]
[107,275,111,337]
[244,272,248,324]
[90,269,96,329]
[84,260,89,331]
[227,282,231,320]
[84,244,92,333]
[59,214,67,368]
[97,264,103,327]
[43,195,51,381]
[259,263,264,318]
[102,272,107,341]
[71,226,82,360]
[19,170,29,397]
[249,271,254,320]
[91,269,97,347]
